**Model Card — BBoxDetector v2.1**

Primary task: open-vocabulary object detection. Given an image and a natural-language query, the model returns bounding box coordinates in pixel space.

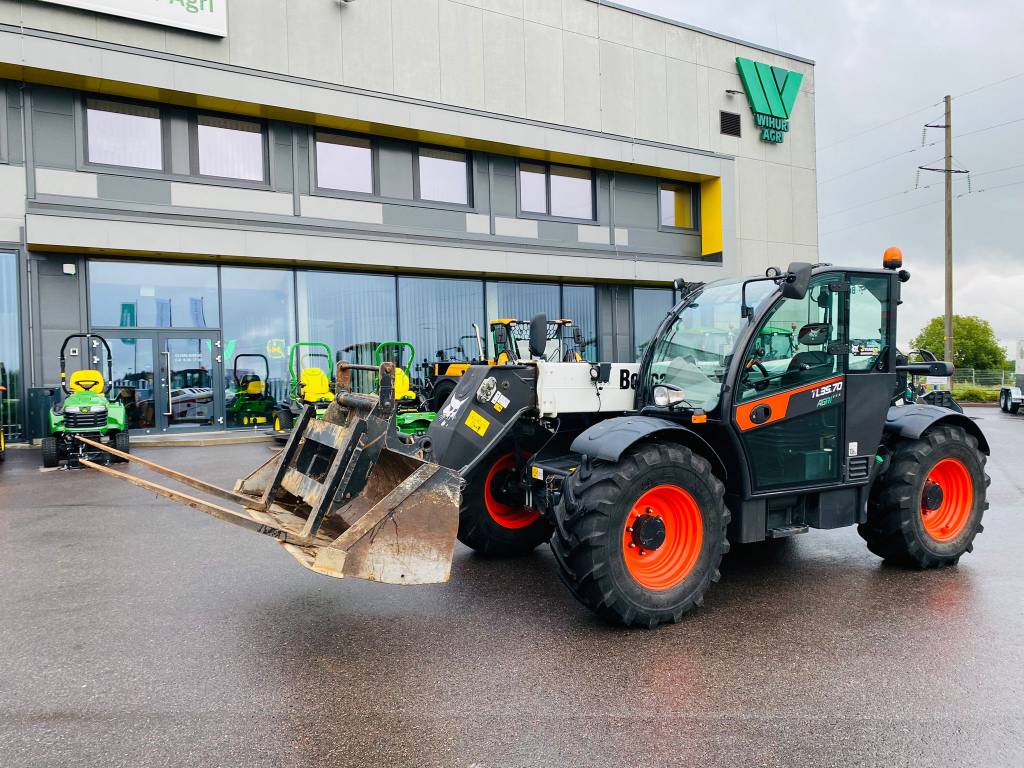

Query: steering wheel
[744,360,772,391]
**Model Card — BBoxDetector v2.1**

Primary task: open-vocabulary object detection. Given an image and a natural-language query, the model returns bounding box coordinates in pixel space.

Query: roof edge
[589,0,815,66]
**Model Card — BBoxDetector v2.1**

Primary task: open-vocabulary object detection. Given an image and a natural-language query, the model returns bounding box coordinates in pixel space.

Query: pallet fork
[78,363,461,584]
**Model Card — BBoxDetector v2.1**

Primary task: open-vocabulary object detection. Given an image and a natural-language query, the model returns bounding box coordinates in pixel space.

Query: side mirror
[529,314,548,359]
[781,262,813,300]
[797,322,831,347]
[573,327,584,346]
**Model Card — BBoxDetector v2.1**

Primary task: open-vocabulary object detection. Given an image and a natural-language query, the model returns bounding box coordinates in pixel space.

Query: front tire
[1000,391,1009,412]
[552,442,729,628]
[859,425,988,568]
[113,431,130,462]
[458,449,553,557]
[41,436,60,468]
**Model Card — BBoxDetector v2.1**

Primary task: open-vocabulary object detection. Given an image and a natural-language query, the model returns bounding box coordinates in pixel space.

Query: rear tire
[1010,401,1021,415]
[859,425,988,568]
[113,431,130,461]
[552,442,729,628]
[41,436,60,468]
[458,448,553,557]
[999,391,1009,412]
[429,379,457,413]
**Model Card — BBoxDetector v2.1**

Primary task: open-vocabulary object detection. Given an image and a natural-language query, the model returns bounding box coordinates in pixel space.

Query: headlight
[65,406,81,414]
[653,385,686,408]
[476,376,498,404]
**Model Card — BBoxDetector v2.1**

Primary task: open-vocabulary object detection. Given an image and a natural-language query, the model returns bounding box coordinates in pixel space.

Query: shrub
[951,385,999,403]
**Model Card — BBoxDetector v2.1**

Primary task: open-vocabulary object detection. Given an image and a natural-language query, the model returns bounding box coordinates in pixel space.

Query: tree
[910,315,1008,370]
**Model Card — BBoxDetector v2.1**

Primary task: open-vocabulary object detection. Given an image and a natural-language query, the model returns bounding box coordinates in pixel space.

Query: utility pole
[944,94,953,378]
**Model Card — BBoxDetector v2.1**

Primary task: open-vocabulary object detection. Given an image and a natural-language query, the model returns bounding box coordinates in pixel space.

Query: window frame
[515,160,596,223]
[412,144,474,209]
[309,127,380,200]
[188,110,271,186]
[0,86,8,165]
[657,180,700,234]
[80,94,170,174]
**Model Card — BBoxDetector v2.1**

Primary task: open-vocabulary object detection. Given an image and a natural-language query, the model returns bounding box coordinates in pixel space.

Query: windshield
[645,278,775,411]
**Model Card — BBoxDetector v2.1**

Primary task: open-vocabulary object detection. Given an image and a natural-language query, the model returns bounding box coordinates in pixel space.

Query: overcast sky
[618,0,1024,354]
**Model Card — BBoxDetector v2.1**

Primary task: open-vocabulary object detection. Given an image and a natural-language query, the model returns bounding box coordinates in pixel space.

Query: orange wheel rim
[622,485,703,590]
[921,458,973,542]
[483,452,539,529]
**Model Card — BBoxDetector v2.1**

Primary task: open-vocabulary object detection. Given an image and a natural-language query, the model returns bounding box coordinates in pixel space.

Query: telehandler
[79,250,989,628]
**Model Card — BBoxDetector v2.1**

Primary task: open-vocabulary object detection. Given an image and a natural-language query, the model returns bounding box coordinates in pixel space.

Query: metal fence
[951,369,1015,387]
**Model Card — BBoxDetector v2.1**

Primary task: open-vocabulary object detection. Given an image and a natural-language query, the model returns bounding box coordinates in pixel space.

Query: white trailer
[998,338,1024,413]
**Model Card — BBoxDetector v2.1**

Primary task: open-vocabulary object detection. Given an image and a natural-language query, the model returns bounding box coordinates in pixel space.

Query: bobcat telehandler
[78,250,989,628]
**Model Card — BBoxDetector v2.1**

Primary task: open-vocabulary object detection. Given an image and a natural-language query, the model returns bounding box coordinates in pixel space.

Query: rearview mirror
[797,322,831,347]
[529,314,548,359]
[493,324,509,347]
[781,262,813,300]
[573,327,584,346]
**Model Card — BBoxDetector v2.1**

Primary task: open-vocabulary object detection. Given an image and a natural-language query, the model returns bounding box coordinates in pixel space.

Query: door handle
[163,350,173,417]
[750,404,772,424]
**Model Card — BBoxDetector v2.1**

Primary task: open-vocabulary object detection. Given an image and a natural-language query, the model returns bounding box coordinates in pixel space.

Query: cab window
[848,275,890,372]
[738,275,842,402]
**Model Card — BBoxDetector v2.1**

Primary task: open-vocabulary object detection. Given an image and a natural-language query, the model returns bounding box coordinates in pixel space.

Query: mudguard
[570,416,727,479]
[885,404,989,454]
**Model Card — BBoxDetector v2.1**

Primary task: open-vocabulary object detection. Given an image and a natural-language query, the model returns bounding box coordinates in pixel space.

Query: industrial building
[0,0,816,438]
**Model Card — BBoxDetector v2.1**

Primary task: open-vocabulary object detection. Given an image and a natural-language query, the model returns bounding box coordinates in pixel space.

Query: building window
[659,183,697,230]
[298,271,397,365]
[563,285,597,361]
[519,162,594,220]
[195,114,266,182]
[88,261,218,329]
[417,148,470,205]
[485,281,561,358]
[315,132,374,194]
[85,98,164,170]
[633,287,675,360]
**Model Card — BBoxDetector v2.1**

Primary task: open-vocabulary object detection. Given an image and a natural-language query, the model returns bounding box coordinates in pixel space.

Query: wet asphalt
[0,406,1022,767]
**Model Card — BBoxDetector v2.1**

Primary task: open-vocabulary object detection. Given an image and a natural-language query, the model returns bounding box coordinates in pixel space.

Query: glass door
[157,333,223,431]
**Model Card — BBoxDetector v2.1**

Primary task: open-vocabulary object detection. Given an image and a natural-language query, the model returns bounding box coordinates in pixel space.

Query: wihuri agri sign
[735,57,803,144]
[38,0,226,37]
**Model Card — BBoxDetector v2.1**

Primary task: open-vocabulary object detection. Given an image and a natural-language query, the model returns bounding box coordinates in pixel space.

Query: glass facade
[81,260,667,431]
[221,267,295,410]
[0,252,23,441]
[398,277,485,372]
[633,287,676,360]
[89,261,218,329]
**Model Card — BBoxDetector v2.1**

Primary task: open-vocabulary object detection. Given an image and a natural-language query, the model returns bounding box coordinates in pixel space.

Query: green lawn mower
[375,341,436,436]
[227,353,277,428]
[271,342,335,443]
[43,334,129,468]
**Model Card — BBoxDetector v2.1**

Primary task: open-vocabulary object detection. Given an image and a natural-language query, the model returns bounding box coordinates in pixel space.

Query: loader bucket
[77,362,461,585]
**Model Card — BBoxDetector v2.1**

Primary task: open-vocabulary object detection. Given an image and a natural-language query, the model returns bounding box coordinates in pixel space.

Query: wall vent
[720,111,742,137]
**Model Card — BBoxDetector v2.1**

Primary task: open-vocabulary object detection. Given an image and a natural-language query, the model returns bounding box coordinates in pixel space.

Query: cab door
[733,274,846,493]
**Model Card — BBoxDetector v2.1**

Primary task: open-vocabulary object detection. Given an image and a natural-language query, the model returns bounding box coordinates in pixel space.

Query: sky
[617,0,1024,356]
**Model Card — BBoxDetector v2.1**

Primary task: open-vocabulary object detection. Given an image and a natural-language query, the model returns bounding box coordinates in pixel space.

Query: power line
[954,114,1024,140]
[819,178,1024,237]
[953,70,1024,100]
[818,101,942,151]
[818,141,939,185]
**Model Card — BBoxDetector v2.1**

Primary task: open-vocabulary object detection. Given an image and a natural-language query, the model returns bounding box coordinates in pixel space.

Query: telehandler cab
[79,251,989,629]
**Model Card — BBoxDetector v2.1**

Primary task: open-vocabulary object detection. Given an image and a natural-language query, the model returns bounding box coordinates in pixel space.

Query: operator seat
[299,368,332,403]
[239,373,264,396]
[69,369,105,393]
[782,350,834,385]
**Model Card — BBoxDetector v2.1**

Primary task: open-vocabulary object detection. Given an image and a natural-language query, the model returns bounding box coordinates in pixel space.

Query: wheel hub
[922,481,944,512]
[630,512,667,552]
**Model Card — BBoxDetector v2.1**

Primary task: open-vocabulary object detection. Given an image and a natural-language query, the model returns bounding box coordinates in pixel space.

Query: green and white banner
[37,0,226,37]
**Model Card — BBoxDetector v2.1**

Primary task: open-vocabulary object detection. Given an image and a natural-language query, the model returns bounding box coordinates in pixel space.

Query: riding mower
[271,342,334,443]
[78,249,991,631]
[226,354,278,427]
[42,334,129,468]
[425,318,588,411]
[374,341,436,436]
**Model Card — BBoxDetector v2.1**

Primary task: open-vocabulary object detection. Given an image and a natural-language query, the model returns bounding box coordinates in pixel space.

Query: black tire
[858,425,988,568]
[429,379,457,413]
[999,391,1009,413]
[1010,401,1021,415]
[113,431,130,461]
[41,436,60,468]
[457,448,553,557]
[551,442,729,628]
